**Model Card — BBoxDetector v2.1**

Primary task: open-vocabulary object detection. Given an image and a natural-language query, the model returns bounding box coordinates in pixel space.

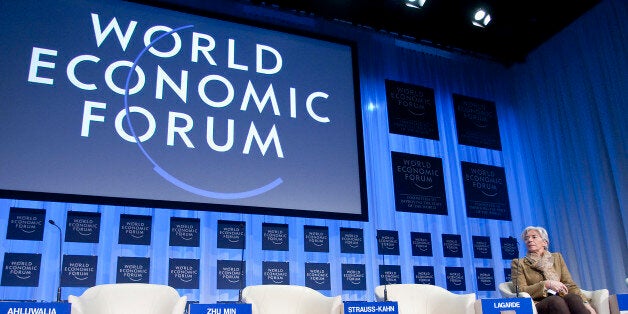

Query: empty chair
[241,284,343,314]
[374,284,476,314]
[67,283,187,314]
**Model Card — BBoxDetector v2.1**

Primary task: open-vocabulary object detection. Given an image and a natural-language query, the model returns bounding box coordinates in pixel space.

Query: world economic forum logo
[123,24,283,200]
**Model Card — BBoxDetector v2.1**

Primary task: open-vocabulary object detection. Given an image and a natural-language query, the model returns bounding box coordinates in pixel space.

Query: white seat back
[242,284,343,314]
[68,283,187,314]
[374,284,476,314]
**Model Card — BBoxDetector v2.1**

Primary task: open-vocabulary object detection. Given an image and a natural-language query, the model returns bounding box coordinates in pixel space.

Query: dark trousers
[536,293,589,314]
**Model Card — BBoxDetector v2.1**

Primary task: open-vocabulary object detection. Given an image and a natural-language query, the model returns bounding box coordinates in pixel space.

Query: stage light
[472,8,491,28]
[405,0,426,9]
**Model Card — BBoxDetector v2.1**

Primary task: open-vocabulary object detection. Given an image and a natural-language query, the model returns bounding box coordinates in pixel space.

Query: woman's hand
[584,302,597,314]
[544,280,568,294]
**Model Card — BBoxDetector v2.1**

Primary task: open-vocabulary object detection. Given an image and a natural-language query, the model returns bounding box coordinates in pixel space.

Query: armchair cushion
[67,283,187,314]
[374,284,476,314]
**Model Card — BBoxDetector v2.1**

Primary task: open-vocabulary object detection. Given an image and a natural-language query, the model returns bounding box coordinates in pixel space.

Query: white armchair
[498,281,610,314]
[241,284,343,314]
[374,284,476,314]
[67,283,187,314]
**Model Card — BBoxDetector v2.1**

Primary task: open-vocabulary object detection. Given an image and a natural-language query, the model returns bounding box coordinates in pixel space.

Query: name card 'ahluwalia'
[0,302,70,314]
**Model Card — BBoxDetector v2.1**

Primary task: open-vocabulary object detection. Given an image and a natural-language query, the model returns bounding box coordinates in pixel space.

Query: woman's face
[524,230,547,255]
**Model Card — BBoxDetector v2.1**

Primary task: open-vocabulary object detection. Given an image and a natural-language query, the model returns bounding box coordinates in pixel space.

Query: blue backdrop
[0,0,625,303]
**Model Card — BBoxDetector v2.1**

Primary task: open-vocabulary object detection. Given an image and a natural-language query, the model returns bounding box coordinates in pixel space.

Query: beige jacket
[511,252,588,302]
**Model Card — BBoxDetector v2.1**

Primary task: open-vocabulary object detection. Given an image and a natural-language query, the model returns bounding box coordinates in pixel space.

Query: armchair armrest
[498,282,532,299]
[582,289,610,314]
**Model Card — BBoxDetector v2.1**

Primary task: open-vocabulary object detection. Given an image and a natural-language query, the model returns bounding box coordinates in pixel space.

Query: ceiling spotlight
[405,0,427,9]
[472,8,491,28]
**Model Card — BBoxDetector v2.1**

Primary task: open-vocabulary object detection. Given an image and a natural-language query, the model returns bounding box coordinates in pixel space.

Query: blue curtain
[507,0,627,294]
[0,0,625,303]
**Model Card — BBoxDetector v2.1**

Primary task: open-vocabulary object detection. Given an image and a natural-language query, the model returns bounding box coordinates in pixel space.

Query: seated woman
[511,226,596,314]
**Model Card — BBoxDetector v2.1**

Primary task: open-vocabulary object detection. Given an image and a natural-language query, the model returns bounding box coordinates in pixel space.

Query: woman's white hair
[521,226,549,249]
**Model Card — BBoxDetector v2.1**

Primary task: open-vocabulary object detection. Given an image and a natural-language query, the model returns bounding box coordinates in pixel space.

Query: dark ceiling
[241,0,601,65]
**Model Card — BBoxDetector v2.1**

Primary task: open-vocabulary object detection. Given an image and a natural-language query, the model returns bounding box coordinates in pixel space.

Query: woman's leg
[536,295,570,314]
[563,293,590,314]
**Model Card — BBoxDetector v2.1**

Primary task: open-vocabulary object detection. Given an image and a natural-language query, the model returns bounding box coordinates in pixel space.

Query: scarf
[525,251,560,281]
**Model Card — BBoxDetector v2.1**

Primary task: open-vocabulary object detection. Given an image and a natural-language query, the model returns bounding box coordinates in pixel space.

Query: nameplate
[189,303,252,314]
[617,294,628,310]
[344,301,398,314]
[610,294,628,314]
[480,298,534,314]
[0,302,70,314]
